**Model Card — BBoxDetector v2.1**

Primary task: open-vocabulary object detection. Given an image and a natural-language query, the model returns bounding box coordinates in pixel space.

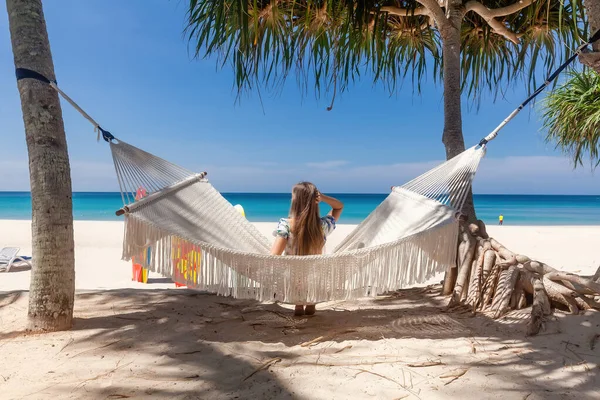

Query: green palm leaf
[186,0,584,104]
[541,68,600,168]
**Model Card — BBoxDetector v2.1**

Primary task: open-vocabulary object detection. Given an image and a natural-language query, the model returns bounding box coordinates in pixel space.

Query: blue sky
[1,0,598,194]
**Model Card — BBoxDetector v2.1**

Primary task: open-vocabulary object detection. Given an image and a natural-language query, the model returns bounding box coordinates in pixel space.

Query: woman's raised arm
[319,193,343,221]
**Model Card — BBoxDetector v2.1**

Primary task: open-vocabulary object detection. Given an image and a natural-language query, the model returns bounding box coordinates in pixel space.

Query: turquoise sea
[1,192,600,226]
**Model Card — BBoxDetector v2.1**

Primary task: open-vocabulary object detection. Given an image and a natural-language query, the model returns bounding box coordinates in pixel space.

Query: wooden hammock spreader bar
[115,172,208,216]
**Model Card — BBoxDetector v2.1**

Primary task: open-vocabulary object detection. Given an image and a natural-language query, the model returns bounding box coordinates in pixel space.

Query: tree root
[546,271,600,295]
[465,241,485,308]
[492,266,519,319]
[445,220,599,336]
[448,228,476,307]
[526,277,550,336]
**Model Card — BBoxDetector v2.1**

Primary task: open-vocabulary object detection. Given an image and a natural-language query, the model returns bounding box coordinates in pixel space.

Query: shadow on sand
[1,286,599,399]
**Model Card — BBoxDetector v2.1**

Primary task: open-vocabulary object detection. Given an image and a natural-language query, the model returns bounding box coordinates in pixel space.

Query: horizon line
[1,191,600,196]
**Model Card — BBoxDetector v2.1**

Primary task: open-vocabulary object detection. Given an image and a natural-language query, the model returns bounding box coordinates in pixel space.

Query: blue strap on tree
[15,67,54,84]
[97,127,115,143]
[15,67,115,143]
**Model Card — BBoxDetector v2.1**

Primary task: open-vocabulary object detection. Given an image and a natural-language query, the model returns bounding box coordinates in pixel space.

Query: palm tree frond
[186,0,584,104]
[541,68,600,168]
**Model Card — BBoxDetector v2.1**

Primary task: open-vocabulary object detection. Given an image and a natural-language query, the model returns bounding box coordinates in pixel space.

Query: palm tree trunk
[7,0,75,332]
[440,15,464,160]
[581,0,600,72]
[439,4,476,295]
[440,4,477,221]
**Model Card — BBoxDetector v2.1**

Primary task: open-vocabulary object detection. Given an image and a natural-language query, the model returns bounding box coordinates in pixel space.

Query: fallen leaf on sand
[243,358,282,382]
[440,368,468,385]
[334,345,352,354]
[300,329,357,347]
[407,360,443,368]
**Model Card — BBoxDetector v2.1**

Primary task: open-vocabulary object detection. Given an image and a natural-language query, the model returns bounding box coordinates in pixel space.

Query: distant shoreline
[1,192,600,225]
[1,191,600,196]
[2,219,600,227]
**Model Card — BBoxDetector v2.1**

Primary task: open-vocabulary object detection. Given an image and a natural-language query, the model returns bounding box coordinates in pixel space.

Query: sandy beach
[1,220,600,399]
[2,220,598,292]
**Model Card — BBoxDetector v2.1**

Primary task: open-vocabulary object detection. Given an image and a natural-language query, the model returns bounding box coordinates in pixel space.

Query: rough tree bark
[438,1,478,293]
[440,4,465,162]
[439,1,476,219]
[580,0,600,72]
[446,219,600,336]
[6,0,75,332]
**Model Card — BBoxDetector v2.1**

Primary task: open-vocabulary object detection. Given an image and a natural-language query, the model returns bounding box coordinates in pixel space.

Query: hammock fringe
[123,215,459,303]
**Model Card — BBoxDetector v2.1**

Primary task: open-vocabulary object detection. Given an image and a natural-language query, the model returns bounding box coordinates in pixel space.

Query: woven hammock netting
[111,139,485,303]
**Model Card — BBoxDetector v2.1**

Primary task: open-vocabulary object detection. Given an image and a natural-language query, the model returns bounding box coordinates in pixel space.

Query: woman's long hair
[289,182,324,255]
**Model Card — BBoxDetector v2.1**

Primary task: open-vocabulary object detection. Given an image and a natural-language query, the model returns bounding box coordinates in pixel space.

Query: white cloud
[306,160,349,169]
[474,155,599,194]
[1,154,598,194]
[0,161,29,191]
[0,160,119,192]
[205,155,600,194]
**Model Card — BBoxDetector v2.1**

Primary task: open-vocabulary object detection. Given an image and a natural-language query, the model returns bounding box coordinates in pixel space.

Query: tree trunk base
[445,220,600,336]
[27,313,73,333]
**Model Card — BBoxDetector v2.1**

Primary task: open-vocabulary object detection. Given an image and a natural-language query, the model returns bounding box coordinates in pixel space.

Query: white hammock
[111,139,485,303]
[15,29,597,303]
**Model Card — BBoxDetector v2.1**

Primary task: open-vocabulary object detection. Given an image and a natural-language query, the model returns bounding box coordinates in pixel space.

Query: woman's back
[273,215,336,255]
[269,181,344,316]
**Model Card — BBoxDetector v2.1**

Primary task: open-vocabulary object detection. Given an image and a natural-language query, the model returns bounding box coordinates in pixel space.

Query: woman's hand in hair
[319,193,343,222]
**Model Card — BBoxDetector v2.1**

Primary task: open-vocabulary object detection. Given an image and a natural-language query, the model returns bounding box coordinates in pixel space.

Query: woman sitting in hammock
[271,182,344,316]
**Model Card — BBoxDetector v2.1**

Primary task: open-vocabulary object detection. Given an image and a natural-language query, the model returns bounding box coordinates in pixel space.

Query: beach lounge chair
[0,247,32,272]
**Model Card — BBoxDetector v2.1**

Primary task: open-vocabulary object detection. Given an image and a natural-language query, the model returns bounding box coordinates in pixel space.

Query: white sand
[0,221,360,292]
[1,220,600,399]
[2,220,599,292]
